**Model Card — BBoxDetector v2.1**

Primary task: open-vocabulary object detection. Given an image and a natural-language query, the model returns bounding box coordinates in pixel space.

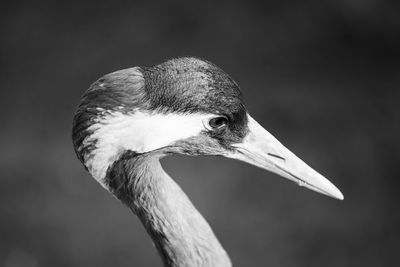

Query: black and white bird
[72,57,343,267]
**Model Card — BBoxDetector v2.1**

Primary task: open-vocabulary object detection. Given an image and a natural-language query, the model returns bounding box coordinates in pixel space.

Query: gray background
[1,0,399,266]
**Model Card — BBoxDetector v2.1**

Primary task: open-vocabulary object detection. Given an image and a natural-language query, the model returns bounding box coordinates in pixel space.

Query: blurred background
[1,0,399,266]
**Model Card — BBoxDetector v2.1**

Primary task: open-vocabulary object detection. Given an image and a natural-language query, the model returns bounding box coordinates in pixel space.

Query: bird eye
[208,116,228,129]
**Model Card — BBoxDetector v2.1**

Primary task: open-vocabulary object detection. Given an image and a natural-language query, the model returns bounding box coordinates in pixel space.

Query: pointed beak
[226,115,344,200]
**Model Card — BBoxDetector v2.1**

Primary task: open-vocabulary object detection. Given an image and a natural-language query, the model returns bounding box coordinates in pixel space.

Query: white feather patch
[82,111,214,185]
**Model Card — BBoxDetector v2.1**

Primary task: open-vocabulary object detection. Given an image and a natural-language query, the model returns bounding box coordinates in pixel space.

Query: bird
[72,57,343,267]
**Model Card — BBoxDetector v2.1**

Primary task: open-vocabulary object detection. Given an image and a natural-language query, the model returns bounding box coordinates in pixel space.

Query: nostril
[267,153,286,161]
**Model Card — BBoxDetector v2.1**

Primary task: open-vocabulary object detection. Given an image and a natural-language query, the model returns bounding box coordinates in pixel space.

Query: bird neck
[106,152,232,267]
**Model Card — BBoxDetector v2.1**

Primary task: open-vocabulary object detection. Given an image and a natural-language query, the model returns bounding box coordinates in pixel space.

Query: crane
[72,57,343,267]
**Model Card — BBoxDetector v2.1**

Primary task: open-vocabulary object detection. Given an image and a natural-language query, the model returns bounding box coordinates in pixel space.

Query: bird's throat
[105,152,232,267]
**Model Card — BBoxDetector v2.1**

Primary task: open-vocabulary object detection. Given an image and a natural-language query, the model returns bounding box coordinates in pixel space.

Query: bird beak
[227,115,344,200]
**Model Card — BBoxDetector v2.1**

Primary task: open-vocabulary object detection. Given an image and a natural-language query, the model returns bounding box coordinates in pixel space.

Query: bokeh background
[1,0,399,266]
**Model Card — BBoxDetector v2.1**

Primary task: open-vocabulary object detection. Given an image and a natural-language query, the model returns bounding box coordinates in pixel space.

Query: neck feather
[105,152,232,267]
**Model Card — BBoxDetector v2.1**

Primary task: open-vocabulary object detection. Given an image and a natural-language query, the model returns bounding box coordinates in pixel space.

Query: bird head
[72,57,343,200]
